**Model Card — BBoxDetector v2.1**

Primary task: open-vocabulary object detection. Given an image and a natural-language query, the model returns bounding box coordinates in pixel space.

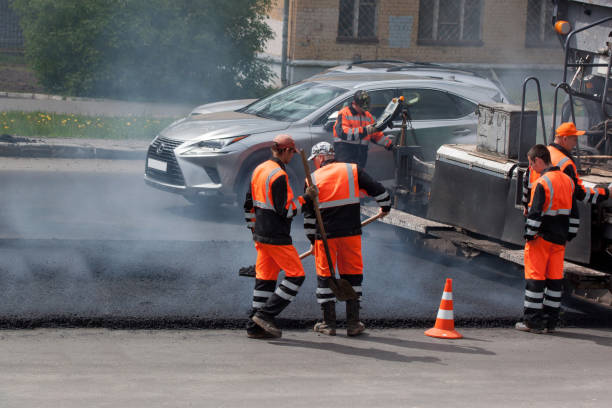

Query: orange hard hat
[273,134,297,152]
[555,122,586,137]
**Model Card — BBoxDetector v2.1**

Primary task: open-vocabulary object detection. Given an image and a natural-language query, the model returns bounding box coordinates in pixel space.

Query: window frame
[336,0,379,44]
[417,0,484,47]
[524,0,558,48]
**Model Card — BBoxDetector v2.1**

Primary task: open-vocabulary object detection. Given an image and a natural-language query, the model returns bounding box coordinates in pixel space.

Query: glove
[305,185,318,201]
[365,124,375,135]
[384,140,394,151]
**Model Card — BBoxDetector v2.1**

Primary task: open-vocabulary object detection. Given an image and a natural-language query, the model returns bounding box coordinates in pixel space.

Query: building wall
[269,0,563,66]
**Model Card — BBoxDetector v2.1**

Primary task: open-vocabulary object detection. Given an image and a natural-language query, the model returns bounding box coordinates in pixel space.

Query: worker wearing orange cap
[244,134,318,339]
[523,122,611,209]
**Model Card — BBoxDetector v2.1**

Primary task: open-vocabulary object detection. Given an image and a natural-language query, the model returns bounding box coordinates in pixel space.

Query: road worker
[244,134,318,339]
[333,90,393,168]
[303,141,391,336]
[516,144,578,334]
[523,122,611,209]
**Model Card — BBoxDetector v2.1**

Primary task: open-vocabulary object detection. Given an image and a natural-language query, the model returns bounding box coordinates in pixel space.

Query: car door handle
[452,129,471,135]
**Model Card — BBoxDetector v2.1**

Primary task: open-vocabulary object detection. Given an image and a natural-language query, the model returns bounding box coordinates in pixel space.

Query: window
[313,88,396,126]
[242,82,347,122]
[398,89,476,120]
[337,0,378,43]
[525,0,558,48]
[417,0,483,46]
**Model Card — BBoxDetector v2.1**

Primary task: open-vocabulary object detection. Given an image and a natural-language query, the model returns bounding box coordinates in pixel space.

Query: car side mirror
[323,111,339,131]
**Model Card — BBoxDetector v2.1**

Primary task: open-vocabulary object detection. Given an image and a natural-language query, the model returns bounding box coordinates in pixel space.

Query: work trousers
[247,242,305,334]
[314,235,363,304]
[523,236,565,330]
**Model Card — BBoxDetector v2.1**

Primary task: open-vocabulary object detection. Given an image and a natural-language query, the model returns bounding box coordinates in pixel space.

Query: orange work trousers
[255,242,305,281]
[524,236,565,281]
[314,235,363,277]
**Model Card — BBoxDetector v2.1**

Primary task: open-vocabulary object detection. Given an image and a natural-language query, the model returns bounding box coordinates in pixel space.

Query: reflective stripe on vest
[531,172,573,216]
[252,166,282,210]
[251,161,299,216]
[311,162,360,209]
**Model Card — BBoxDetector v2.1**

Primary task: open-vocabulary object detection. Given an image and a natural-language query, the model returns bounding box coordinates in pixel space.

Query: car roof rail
[387,65,477,76]
[346,59,408,69]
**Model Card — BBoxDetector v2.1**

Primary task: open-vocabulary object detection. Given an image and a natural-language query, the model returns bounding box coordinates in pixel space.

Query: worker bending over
[303,142,390,336]
[517,144,578,334]
[244,134,318,339]
[333,90,393,168]
[523,122,611,209]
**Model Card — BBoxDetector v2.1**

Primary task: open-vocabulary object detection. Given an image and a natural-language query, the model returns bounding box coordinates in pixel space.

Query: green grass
[0,52,26,65]
[0,111,176,140]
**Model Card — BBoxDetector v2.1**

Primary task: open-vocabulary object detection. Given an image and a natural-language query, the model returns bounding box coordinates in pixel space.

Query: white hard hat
[308,141,334,160]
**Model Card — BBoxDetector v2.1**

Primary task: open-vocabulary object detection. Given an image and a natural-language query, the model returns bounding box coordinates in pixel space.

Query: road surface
[0,157,610,327]
[0,328,611,408]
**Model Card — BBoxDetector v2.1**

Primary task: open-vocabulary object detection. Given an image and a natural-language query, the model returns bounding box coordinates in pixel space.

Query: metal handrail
[562,16,612,83]
[519,77,548,166]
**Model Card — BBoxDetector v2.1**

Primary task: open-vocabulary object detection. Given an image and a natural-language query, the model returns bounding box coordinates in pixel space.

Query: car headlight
[182,135,250,155]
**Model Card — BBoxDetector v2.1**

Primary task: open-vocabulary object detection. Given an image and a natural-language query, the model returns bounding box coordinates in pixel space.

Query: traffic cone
[425,278,462,339]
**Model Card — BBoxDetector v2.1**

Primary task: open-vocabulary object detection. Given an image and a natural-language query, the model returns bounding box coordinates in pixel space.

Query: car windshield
[241,82,347,122]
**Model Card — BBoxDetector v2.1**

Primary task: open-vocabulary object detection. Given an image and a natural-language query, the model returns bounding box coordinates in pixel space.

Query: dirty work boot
[514,321,547,334]
[252,312,282,338]
[314,301,336,336]
[247,325,276,339]
[346,299,365,337]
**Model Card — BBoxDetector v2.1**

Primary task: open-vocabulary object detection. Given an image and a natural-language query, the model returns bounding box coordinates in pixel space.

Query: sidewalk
[0,92,191,159]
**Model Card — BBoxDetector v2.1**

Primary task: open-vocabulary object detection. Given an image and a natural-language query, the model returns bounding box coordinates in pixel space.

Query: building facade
[264,0,563,84]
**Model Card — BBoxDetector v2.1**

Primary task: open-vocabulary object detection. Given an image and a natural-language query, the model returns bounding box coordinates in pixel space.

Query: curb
[0,137,147,160]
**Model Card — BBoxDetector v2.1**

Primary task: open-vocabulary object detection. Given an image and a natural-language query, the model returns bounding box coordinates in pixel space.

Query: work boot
[252,312,282,338]
[313,301,336,336]
[246,325,276,339]
[514,321,547,334]
[346,299,365,337]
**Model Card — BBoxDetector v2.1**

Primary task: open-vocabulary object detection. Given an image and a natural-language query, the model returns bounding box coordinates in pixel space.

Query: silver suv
[144,66,510,204]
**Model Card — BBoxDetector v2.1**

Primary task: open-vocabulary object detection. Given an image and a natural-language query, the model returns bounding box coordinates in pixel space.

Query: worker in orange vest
[516,144,578,334]
[244,134,318,339]
[303,141,391,336]
[333,90,393,168]
[522,122,611,209]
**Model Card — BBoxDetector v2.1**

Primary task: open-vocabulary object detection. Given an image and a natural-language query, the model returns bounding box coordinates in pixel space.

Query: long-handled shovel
[238,213,382,278]
[299,149,359,301]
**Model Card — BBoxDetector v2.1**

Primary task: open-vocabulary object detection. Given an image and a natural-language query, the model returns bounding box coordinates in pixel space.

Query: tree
[11,0,274,102]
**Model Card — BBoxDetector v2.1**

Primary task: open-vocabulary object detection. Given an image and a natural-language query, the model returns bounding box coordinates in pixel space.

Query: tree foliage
[11,0,274,102]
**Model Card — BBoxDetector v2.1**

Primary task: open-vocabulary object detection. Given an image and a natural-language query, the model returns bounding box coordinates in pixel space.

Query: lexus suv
[144,65,510,204]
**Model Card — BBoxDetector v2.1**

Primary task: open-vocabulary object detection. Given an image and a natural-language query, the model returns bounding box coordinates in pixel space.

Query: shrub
[11,0,274,102]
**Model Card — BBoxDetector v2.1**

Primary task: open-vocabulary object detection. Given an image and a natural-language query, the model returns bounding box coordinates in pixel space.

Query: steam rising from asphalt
[0,159,525,323]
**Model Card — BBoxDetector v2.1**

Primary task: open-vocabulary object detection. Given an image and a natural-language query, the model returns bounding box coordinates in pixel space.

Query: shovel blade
[329,277,359,301]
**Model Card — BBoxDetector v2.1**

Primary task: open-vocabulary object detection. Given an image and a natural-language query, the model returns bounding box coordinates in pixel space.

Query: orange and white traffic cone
[425,278,462,339]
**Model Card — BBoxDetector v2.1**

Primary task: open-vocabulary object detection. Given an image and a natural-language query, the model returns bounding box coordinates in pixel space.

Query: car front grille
[145,136,185,186]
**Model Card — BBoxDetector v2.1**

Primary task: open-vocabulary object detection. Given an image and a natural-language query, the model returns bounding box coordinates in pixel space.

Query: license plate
[148,158,167,172]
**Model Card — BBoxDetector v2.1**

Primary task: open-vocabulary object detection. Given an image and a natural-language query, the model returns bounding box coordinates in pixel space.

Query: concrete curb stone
[0,137,149,160]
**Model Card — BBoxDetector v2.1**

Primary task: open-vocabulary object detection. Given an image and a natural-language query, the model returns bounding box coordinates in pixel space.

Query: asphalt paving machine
[364,0,612,306]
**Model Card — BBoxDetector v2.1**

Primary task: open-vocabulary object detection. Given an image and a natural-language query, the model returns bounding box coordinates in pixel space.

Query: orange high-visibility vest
[528,145,606,204]
[251,160,302,214]
[529,170,575,217]
[311,162,360,209]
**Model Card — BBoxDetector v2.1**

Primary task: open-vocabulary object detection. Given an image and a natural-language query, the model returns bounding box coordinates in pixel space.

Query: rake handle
[300,150,339,283]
